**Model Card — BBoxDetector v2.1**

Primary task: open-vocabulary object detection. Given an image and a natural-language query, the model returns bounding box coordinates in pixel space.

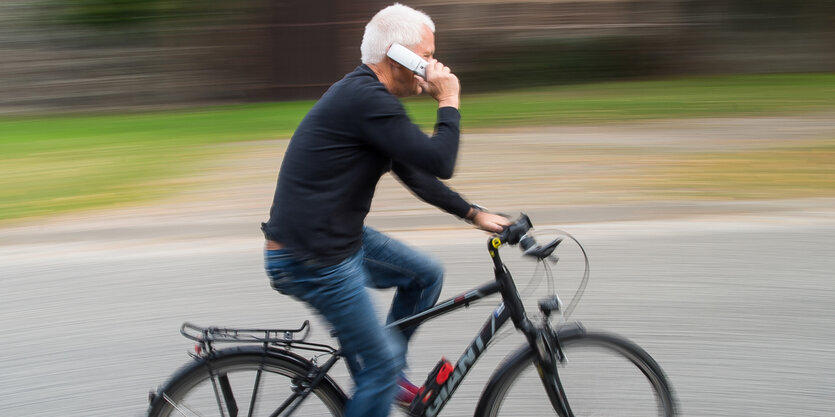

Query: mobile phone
[386,43,427,78]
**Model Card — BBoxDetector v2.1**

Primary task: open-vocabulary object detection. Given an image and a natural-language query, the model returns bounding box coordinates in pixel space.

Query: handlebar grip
[498,213,533,245]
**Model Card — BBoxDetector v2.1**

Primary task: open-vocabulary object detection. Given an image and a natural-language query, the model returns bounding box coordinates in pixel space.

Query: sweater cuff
[437,106,461,123]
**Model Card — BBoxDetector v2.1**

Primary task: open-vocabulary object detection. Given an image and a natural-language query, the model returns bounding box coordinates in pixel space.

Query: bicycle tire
[147,346,347,417]
[474,329,677,417]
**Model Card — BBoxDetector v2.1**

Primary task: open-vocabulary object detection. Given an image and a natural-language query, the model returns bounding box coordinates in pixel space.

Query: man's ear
[386,55,400,71]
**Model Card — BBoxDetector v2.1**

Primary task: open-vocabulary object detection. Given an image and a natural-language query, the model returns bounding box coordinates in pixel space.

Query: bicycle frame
[268,275,518,417]
[382,232,566,417]
[175,216,573,417]
[388,280,508,417]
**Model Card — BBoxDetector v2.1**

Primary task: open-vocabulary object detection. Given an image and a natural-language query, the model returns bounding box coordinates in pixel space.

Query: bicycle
[147,214,677,416]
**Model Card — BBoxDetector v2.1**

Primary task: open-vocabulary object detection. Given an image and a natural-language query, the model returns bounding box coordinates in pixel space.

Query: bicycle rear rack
[180,320,338,355]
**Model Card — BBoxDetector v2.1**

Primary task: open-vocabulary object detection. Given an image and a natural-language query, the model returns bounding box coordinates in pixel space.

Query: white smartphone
[386,43,427,78]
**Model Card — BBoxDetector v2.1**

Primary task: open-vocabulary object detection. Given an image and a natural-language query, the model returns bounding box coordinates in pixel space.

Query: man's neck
[367,63,397,96]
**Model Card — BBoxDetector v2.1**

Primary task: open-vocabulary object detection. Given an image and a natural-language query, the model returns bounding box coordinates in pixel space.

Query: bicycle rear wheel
[147,346,346,417]
[476,330,677,417]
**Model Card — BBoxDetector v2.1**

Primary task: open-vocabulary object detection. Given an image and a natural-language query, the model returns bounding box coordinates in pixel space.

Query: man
[261,4,510,416]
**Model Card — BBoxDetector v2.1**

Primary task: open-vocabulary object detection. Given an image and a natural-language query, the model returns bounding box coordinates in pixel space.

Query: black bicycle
[147,214,677,416]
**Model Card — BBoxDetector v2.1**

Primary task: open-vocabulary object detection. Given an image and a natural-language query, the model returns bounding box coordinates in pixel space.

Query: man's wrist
[438,96,459,109]
[465,204,482,223]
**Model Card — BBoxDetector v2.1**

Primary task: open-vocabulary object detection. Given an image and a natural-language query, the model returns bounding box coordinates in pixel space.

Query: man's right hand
[419,59,460,109]
[472,211,513,233]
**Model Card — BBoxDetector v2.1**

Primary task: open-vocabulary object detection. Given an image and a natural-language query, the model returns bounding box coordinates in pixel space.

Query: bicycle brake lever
[522,237,563,260]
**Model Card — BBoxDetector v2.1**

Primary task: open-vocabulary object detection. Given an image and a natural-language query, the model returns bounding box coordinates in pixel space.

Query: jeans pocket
[264,249,298,295]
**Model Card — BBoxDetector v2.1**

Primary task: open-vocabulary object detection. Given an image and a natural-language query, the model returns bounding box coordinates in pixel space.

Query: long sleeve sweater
[262,64,470,265]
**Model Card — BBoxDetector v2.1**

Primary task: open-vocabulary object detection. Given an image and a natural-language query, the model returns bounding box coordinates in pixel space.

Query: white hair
[361,3,435,65]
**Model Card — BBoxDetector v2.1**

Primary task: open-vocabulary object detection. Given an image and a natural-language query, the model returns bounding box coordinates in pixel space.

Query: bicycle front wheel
[147,346,346,417]
[476,330,677,417]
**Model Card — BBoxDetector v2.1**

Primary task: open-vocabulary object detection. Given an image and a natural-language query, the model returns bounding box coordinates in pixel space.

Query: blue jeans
[264,226,444,417]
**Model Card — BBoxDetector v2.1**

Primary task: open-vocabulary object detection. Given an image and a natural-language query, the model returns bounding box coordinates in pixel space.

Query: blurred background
[2,2,835,417]
[1,0,833,113]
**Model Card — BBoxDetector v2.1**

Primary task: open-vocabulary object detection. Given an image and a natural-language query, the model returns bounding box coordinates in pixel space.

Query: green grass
[407,73,835,127]
[2,73,834,222]
[1,102,315,220]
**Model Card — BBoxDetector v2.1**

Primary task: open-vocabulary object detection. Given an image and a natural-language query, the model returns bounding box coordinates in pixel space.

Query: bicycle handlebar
[493,213,563,261]
[497,213,533,245]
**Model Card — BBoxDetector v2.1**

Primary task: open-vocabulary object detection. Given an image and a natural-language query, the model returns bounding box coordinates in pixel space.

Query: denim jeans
[264,226,444,417]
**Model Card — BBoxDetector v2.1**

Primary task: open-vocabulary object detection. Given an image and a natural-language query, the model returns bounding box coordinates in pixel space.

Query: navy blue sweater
[262,65,470,265]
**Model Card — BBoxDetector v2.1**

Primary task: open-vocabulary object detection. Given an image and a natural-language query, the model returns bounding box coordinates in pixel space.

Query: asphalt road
[2,203,834,416]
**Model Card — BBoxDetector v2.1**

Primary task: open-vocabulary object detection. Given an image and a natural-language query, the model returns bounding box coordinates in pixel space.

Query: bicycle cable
[518,228,590,320]
[486,227,590,348]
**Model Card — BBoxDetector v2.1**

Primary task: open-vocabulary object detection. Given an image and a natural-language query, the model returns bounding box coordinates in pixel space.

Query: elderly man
[261,4,510,416]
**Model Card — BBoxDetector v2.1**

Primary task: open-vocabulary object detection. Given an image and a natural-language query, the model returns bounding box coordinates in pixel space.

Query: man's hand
[418,59,460,109]
[471,211,512,233]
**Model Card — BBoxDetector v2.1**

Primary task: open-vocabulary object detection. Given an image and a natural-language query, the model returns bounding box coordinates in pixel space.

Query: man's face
[390,26,435,97]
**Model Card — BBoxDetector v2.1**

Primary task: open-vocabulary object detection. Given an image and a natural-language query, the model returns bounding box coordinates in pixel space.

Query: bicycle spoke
[163,393,207,417]
[208,372,227,417]
[218,374,239,417]
[268,390,303,417]
[246,367,264,417]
